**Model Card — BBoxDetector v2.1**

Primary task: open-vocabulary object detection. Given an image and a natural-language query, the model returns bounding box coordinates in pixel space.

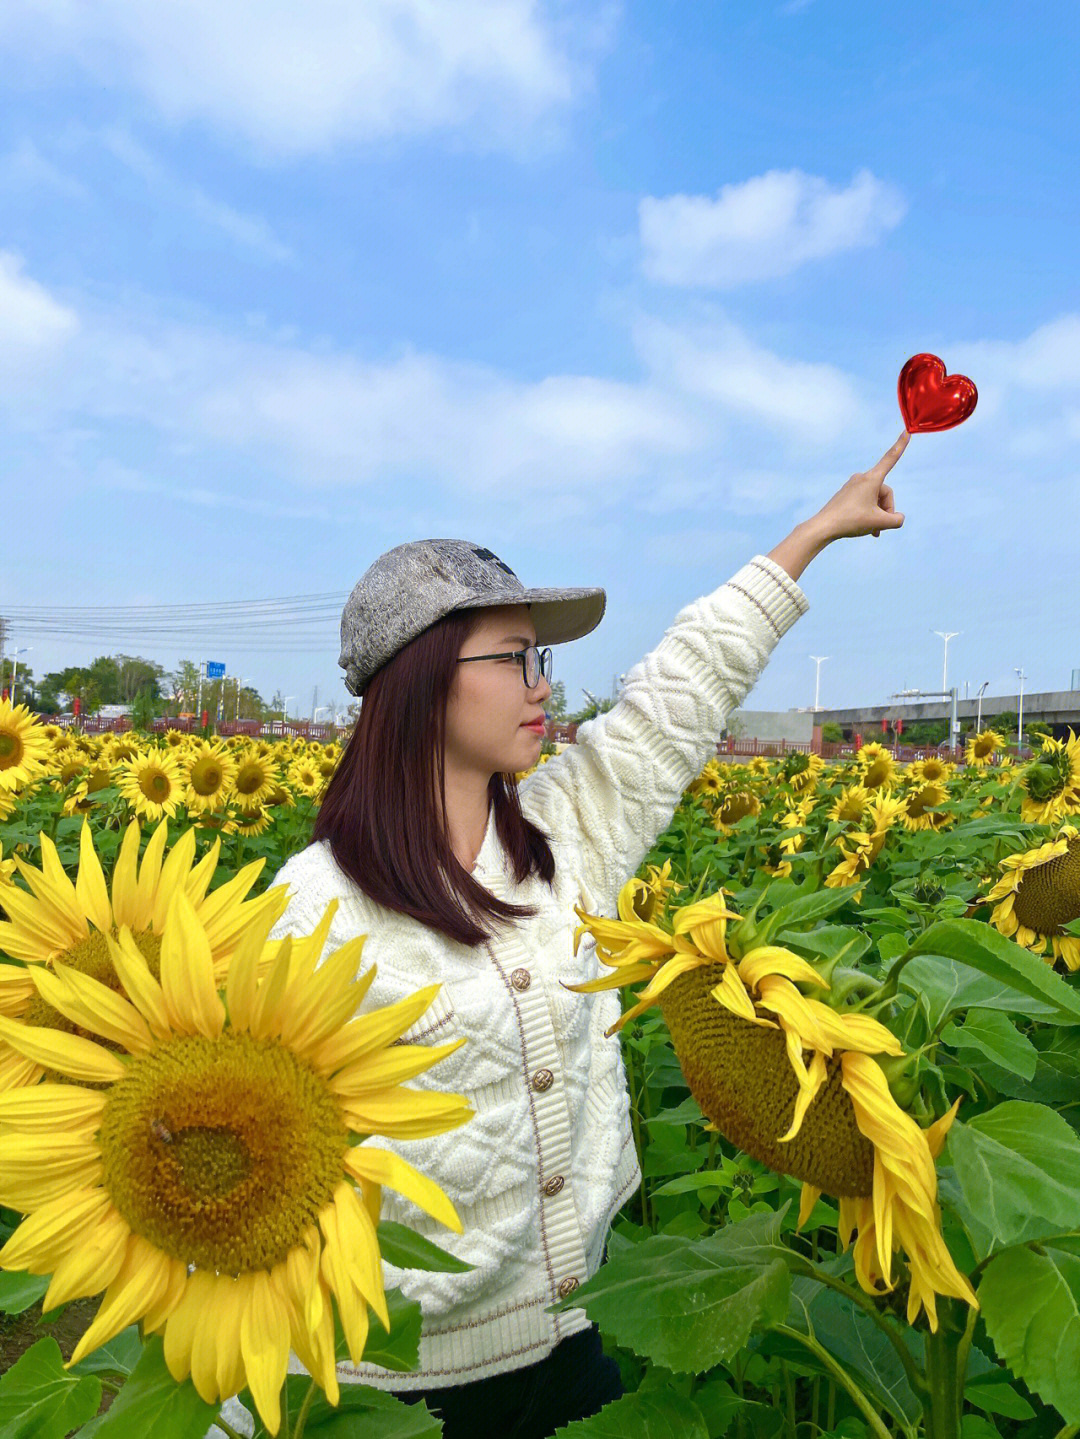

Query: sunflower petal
[344,1145,463,1234]
[0,1012,126,1084]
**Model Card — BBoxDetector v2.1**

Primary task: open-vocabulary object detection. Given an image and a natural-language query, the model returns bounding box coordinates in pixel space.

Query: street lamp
[932,631,960,696]
[809,655,829,711]
[975,681,989,734]
[313,706,332,724]
[9,647,31,706]
[283,696,296,728]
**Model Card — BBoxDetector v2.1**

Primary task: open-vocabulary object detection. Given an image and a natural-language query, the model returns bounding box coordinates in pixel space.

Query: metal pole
[1015,669,1026,751]
[810,656,828,711]
[196,662,205,723]
[950,687,958,752]
[976,681,989,733]
[932,631,960,697]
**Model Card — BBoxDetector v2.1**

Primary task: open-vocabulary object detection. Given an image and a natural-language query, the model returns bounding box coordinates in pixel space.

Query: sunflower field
[3,697,1080,1438]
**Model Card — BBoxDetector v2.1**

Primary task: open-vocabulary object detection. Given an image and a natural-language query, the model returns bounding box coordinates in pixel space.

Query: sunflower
[630,859,685,925]
[232,749,279,807]
[0,818,286,1089]
[901,782,954,833]
[965,729,1005,767]
[823,828,888,891]
[984,824,1080,971]
[0,843,16,885]
[776,809,808,856]
[906,756,954,785]
[105,736,141,765]
[116,750,185,822]
[566,881,976,1327]
[0,893,471,1434]
[48,753,88,791]
[747,757,773,777]
[827,784,871,826]
[711,792,762,835]
[781,751,825,793]
[162,728,188,748]
[183,741,238,815]
[1018,730,1080,825]
[0,700,50,792]
[0,788,17,824]
[856,743,899,792]
[234,806,273,838]
[289,761,324,799]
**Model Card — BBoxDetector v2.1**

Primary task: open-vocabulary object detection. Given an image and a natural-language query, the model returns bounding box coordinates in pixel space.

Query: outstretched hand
[813,429,909,542]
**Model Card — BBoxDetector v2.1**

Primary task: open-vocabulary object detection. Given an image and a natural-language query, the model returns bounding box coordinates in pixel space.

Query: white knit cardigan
[266,555,809,1392]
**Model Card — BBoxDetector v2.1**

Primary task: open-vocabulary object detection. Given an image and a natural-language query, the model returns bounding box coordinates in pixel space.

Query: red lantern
[896,718,904,735]
[881,718,889,734]
[73,697,81,716]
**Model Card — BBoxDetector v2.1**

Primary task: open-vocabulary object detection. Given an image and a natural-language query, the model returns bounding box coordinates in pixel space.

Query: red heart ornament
[898,353,977,433]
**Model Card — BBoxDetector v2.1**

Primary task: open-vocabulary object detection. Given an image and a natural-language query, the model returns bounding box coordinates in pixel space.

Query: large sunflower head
[183,741,238,815]
[0,892,472,1434]
[965,728,1005,767]
[566,878,976,1329]
[856,743,899,792]
[711,791,762,835]
[827,784,871,826]
[0,818,287,1090]
[901,782,954,832]
[232,749,279,807]
[906,756,954,786]
[116,750,185,823]
[984,824,1080,971]
[0,700,50,793]
[782,751,825,793]
[1018,730,1080,825]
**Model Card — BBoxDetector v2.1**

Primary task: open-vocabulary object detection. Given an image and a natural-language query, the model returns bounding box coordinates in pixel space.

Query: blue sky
[2,1,1077,719]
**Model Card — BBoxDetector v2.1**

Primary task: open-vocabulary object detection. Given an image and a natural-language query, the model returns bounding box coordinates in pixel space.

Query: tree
[545,680,568,723]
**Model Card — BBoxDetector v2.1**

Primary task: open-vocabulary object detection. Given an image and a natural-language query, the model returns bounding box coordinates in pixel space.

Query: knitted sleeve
[520,555,809,913]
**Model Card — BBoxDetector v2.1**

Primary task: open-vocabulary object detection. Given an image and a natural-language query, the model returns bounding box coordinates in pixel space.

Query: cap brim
[453,586,606,646]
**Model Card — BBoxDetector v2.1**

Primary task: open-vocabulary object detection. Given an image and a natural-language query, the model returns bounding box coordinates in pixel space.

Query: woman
[263,433,908,1437]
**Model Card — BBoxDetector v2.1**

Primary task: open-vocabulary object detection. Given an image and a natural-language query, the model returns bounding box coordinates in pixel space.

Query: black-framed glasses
[456,645,553,688]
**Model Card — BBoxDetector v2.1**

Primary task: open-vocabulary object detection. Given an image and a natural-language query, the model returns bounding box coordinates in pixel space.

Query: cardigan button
[542,1175,564,1197]
[557,1276,580,1298]
[511,968,531,991]
[530,1068,554,1092]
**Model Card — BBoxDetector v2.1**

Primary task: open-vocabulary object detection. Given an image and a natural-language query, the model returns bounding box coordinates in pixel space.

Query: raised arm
[521,432,910,911]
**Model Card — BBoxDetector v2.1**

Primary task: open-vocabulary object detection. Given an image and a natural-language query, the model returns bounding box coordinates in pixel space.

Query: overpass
[816,690,1080,738]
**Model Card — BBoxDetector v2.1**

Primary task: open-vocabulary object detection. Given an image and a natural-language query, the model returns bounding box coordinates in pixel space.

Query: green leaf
[546,1213,791,1373]
[755,888,856,943]
[946,1101,1080,1249]
[0,1337,101,1439]
[904,919,1080,1025]
[649,1170,731,1198]
[552,1385,711,1437]
[71,1335,219,1439]
[779,1279,922,1429]
[376,1221,475,1273]
[0,1269,50,1315]
[351,1287,423,1374]
[774,925,871,967]
[941,1010,1038,1079]
[963,1376,1035,1420]
[979,1243,1080,1423]
[249,1377,443,1437]
[68,1326,143,1378]
[899,953,1061,1032]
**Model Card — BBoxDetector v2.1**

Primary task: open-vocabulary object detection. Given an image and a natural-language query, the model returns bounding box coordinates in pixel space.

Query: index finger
[867,429,910,482]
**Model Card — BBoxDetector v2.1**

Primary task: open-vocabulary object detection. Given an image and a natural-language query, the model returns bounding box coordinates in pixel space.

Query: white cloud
[639,167,907,286]
[633,313,865,443]
[0,137,87,199]
[0,250,79,366]
[0,0,598,158]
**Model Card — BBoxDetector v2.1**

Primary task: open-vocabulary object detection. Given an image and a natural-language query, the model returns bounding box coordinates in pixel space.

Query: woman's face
[443,603,552,781]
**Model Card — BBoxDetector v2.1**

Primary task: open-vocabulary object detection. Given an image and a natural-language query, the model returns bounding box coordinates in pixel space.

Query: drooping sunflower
[965,728,1005,768]
[234,805,273,838]
[0,818,286,1089]
[0,700,50,793]
[116,749,186,822]
[182,741,238,815]
[781,751,825,793]
[747,757,773,778]
[711,791,762,835]
[823,828,888,891]
[0,893,471,1434]
[566,881,977,1328]
[856,743,898,792]
[1018,730,1080,825]
[901,782,954,833]
[983,824,1080,971]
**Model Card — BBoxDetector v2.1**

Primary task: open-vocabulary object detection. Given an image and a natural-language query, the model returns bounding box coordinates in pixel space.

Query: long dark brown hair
[311,607,556,946]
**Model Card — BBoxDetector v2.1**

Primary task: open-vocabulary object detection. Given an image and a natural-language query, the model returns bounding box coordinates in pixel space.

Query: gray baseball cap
[339,538,607,695]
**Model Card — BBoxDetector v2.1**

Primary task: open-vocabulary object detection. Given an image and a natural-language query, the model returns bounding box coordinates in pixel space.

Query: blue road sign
[206,662,226,679]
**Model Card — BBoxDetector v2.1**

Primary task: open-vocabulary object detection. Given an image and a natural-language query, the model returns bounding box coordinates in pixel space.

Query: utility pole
[311,684,318,722]
[976,681,989,733]
[932,631,960,696]
[810,656,829,711]
[1015,668,1026,751]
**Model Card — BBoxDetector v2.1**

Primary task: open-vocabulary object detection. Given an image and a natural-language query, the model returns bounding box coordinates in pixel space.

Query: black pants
[388,1322,624,1439]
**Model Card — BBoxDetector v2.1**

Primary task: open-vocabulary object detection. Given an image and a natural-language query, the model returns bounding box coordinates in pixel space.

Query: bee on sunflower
[564,877,976,1329]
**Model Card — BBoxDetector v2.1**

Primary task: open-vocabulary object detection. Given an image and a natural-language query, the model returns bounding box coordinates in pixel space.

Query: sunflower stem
[212,1417,247,1439]
[291,1378,318,1439]
[773,1325,890,1439]
[797,1263,928,1396]
[922,1305,964,1439]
